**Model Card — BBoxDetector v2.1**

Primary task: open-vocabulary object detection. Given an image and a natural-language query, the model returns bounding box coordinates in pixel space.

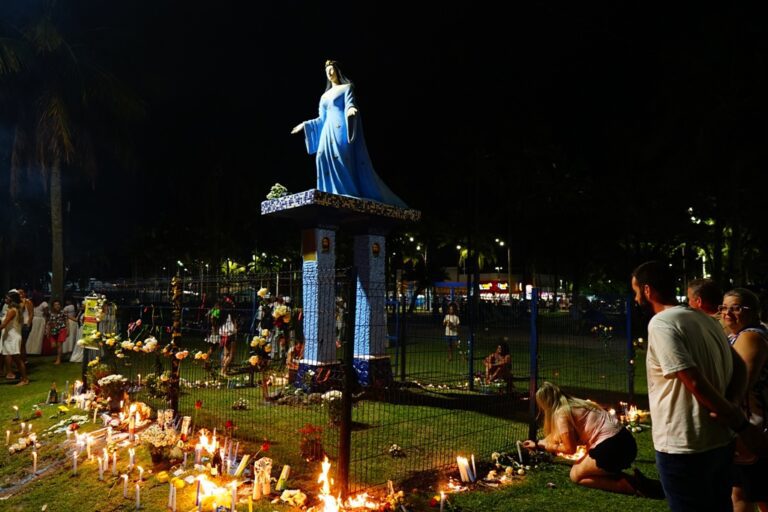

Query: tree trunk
[50,159,65,301]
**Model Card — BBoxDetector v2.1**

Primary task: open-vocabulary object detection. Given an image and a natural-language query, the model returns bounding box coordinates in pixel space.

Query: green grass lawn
[0,356,667,511]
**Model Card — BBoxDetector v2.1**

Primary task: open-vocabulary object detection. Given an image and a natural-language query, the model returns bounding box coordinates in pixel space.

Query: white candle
[103,448,108,464]
[98,456,104,480]
[516,441,523,464]
[230,480,237,512]
[107,426,113,443]
[86,436,92,460]
[471,454,477,482]
[172,485,177,512]
[168,482,174,509]
[32,450,37,475]
[137,374,141,387]
[122,473,129,498]
[440,491,445,512]
[13,405,19,420]
[93,408,98,425]
[135,483,141,510]
[233,442,239,462]
[128,448,135,469]
[5,430,9,445]
[195,445,202,465]
[226,459,231,477]
[27,423,32,434]
[137,465,144,481]
[20,422,25,434]
[72,451,78,475]
[113,451,118,475]
[252,463,261,500]
[183,451,188,467]
[120,400,124,410]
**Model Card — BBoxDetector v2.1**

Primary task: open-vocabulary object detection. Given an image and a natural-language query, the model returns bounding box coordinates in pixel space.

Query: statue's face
[326,65,339,84]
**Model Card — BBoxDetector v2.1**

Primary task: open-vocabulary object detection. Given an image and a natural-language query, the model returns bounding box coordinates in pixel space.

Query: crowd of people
[1,288,89,386]
[515,262,768,511]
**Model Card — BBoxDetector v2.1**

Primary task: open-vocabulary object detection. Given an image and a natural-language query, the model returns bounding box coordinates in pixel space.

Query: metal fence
[83,271,637,493]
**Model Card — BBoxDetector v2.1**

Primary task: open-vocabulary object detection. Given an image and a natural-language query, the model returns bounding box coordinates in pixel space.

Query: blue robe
[303,84,407,208]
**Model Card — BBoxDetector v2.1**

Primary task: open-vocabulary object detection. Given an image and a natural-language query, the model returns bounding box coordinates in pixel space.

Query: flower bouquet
[142,424,178,464]
[298,423,324,461]
[321,390,343,426]
[96,373,127,409]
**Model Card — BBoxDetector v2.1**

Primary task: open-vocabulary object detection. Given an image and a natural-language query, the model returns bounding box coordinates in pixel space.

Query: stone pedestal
[262,189,420,390]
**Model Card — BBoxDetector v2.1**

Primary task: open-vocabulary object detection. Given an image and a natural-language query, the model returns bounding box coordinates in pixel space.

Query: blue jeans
[656,444,734,512]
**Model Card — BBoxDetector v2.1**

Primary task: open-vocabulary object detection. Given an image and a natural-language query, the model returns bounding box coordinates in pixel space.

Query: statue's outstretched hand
[347,107,358,117]
[291,122,305,134]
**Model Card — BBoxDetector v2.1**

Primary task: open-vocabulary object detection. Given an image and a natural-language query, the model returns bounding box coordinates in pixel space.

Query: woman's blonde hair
[536,382,599,436]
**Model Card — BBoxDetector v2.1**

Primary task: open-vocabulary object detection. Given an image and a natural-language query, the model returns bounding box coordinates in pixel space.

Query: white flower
[322,390,342,402]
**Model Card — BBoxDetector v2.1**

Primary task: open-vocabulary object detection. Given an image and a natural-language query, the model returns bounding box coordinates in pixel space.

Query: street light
[496,238,512,303]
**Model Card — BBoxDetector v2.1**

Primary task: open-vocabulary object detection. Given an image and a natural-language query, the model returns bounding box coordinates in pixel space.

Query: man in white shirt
[632,261,747,511]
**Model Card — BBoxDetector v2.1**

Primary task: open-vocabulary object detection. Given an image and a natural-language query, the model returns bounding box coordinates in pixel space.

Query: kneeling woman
[523,382,658,497]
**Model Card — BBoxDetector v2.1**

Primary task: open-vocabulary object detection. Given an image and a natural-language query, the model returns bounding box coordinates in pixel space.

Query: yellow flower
[264,344,272,353]
[88,357,100,367]
[257,288,269,298]
[261,329,270,337]
[248,355,260,366]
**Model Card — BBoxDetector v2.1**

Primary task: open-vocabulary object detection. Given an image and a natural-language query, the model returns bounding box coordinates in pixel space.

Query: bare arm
[732,331,768,391]
[676,366,745,429]
[0,308,16,331]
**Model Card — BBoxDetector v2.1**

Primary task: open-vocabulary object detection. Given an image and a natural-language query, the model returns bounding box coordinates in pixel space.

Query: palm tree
[0,2,143,300]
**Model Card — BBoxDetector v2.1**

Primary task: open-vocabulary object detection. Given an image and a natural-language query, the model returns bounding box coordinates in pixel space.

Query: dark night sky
[2,1,767,281]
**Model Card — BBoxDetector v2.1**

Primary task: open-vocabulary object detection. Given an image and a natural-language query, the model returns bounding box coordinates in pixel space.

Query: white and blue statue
[291,60,406,208]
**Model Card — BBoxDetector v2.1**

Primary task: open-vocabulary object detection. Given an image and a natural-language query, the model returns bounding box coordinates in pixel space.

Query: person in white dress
[25,296,48,355]
[62,298,78,354]
[1,291,29,385]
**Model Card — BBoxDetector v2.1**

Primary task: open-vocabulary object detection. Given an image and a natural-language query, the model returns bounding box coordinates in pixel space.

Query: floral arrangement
[142,424,178,448]
[143,372,171,399]
[321,390,343,426]
[298,423,324,461]
[232,397,249,410]
[248,332,272,369]
[77,330,104,349]
[97,374,127,399]
[85,360,115,389]
[266,183,289,199]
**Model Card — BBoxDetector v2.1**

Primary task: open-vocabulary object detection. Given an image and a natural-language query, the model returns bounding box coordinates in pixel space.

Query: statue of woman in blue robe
[291,60,407,208]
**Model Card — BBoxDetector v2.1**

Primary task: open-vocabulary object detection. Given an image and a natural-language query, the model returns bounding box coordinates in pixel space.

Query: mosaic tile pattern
[261,189,421,222]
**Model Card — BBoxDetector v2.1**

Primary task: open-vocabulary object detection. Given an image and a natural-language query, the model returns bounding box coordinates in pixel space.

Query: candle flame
[557,445,587,461]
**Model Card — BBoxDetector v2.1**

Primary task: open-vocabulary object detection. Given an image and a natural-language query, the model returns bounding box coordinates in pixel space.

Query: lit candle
[86,436,92,460]
[73,451,78,475]
[516,441,524,464]
[230,480,237,512]
[212,503,217,512]
[471,454,477,481]
[20,422,25,434]
[27,423,32,434]
[5,430,9,445]
[103,448,108,465]
[252,464,261,500]
[113,451,118,475]
[135,482,141,510]
[12,405,19,421]
[440,491,445,512]
[137,465,144,481]
[122,474,129,498]
[32,450,37,475]
[128,448,135,469]
[93,408,98,425]
[120,400,124,410]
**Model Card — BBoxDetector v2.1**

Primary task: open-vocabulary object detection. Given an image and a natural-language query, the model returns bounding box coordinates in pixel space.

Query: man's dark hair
[632,261,678,304]
[688,278,723,310]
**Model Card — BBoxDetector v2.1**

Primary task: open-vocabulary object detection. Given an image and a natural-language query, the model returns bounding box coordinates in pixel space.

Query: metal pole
[625,296,635,404]
[339,267,357,498]
[399,293,407,382]
[528,288,540,441]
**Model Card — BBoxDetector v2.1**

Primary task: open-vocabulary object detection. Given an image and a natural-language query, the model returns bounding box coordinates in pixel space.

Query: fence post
[339,267,357,498]
[625,296,635,404]
[528,288,540,441]
[168,275,182,415]
[399,295,407,382]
